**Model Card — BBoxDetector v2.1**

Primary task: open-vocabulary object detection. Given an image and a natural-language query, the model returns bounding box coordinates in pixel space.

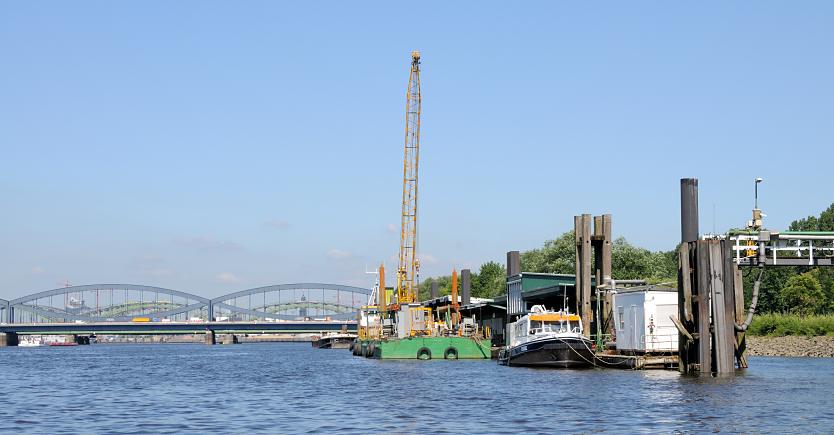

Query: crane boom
[397,51,422,304]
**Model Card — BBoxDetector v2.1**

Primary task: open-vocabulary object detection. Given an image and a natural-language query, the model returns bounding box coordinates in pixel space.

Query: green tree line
[743,203,834,315]
[419,261,506,301]
[419,233,677,300]
[420,203,834,317]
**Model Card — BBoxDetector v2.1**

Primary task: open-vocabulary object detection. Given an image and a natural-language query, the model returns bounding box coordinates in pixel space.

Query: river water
[1,343,832,433]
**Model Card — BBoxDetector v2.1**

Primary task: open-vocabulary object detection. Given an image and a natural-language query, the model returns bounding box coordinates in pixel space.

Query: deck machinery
[352,51,490,359]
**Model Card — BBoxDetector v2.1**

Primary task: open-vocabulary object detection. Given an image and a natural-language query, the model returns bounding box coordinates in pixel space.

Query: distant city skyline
[2,2,833,299]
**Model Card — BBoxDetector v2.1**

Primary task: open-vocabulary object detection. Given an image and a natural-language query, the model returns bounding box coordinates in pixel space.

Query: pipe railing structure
[729,231,834,267]
[729,230,834,332]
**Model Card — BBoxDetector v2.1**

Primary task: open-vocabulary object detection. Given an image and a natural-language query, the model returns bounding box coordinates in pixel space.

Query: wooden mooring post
[593,215,613,338]
[574,214,592,336]
[677,178,742,375]
[574,214,613,340]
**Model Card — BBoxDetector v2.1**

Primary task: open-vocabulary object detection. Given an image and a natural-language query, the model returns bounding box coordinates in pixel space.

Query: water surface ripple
[1,343,832,433]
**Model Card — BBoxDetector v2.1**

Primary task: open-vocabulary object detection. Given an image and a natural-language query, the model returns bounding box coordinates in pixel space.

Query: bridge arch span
[4,283,371,324]
[11,284,209,306]
[211,283,372,321]
[9,284,209,323]
[0,298,8,324]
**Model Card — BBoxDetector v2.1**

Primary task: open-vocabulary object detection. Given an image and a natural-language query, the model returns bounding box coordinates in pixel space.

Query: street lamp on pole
[755,177,763,210]
[748,177,765,230]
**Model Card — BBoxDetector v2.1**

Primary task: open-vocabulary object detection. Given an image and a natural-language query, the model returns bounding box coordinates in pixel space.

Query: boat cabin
[508,305,583,348]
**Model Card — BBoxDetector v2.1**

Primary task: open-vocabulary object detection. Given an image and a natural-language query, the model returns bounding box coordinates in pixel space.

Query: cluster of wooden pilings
[574,214,612,340]
[677,178,747,375]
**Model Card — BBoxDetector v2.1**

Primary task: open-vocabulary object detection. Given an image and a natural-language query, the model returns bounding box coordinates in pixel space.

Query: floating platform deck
[312,334,356,349]
[594,353,679,370]
[352,336,491,359]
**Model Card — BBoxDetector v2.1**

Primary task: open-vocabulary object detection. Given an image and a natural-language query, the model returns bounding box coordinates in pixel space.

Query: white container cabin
[613,288,678,353]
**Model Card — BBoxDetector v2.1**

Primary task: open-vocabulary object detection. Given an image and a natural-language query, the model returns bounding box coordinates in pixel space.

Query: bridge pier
[0,332,19,347]
[218,334,239,345]
[205,330,216,345]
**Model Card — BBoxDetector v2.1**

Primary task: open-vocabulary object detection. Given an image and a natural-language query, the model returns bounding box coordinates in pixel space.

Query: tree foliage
[519,232,677,283]
[743,267,792,313]
[611,237,653,280]
[741,202,834,314]
[790,203,834,232]
[780,272,826,315]
[423,232,679,302]
[418,202,834,315]
[520,231,575,274]
[475,261,506,298]
[417,261,507,301]
[418,276,455,301]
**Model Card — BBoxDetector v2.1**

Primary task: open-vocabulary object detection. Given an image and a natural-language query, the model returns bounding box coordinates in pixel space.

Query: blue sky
[2,2,833,299]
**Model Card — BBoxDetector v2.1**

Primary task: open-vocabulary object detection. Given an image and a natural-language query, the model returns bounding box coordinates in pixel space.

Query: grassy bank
[748,313,834,337]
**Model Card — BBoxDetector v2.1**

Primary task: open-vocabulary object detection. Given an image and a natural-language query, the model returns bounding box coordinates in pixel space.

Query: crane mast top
[397,50,421,305]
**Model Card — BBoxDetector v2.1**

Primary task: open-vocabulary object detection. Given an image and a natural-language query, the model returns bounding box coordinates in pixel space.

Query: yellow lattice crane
[397,50,422,305]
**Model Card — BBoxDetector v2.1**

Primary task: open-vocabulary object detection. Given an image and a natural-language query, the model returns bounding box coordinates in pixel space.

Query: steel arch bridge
[211,283,372,321]
[3,283,372,324]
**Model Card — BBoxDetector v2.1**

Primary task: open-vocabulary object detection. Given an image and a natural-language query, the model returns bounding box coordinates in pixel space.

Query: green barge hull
[352,336,490,359]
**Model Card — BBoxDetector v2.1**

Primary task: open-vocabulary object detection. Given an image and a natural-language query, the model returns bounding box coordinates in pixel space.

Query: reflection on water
[0,344,832,433]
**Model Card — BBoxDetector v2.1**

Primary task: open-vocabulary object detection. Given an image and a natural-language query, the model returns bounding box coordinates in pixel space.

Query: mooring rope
[551,336,601,367]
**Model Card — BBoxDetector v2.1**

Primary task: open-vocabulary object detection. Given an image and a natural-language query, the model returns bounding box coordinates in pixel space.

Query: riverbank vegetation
[419,233,677,300]
[748,313,834,337]
[420,203,834,327]
[741,203,834,316]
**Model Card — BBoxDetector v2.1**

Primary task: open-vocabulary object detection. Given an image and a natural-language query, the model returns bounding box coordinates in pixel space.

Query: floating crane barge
[351,51,490,360]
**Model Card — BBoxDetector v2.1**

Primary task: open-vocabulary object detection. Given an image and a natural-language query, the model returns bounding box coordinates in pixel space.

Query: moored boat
[48,342,79,347]
[311,331,357,349]
[499,305,595,368]
[44,335,79,346]
[18,336,45,347]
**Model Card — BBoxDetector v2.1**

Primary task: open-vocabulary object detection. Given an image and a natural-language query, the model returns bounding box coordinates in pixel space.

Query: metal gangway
[730,230,834,267]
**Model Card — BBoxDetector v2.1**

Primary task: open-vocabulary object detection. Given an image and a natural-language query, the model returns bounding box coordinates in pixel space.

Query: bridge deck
[0,321,357,335]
